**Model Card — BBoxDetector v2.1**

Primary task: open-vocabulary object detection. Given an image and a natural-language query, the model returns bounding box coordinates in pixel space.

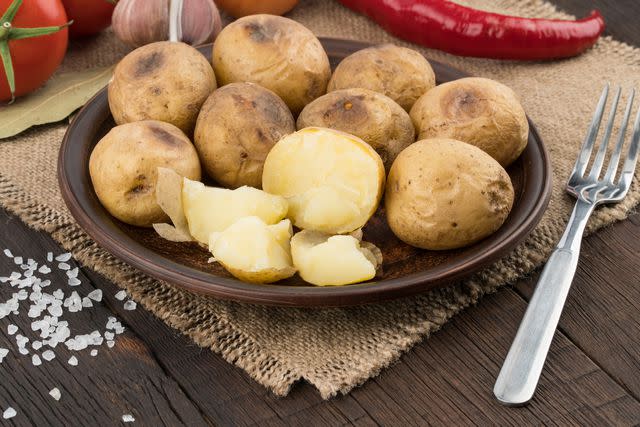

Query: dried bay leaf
[0,66,114,139]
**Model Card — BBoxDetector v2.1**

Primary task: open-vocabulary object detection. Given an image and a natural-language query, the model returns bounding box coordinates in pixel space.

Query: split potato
[410,77,529,167]
[213,14,331,115]
[385,138,514,250]
[262,127,385,234]
[153,167,192,242]
[194,82,295,189]
[89,121,201,227]
[182,178,288,245]
[109,41,217,135]
[209,217,296,283]
[291,230,382,286]
[297,88,415,170]
[328,44,435,111]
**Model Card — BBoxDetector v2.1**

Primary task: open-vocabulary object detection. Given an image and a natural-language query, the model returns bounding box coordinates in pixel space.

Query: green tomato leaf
[0,66,114,139]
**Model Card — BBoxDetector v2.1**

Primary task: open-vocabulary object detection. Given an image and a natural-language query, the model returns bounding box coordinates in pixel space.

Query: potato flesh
[209,217,295,283]
[182,178,288,244]
[262,128,385,234]
[290,230,381,287]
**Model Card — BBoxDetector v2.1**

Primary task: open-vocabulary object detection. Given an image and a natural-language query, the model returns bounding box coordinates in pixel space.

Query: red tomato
[61,0,114,38]
[0,0,69,102]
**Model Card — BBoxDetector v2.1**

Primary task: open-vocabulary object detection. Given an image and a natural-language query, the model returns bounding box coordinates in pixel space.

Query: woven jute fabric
[1,0,638,399]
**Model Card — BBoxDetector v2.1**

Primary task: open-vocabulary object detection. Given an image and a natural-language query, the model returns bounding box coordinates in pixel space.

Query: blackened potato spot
[135,51,164,77]
[245,22,272,42]
[149,125,182,146]
[442,87,488,121]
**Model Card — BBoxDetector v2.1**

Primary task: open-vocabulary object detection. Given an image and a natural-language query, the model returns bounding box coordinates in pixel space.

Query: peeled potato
[182,178,288,244]
[209,217,296,283]
[153,167,192,242]
[290,230,382,286]
[262,127,385,234]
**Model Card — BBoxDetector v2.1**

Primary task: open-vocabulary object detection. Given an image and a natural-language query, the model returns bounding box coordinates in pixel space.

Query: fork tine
[604,89,635,183]
[617,99,640,193]
[588,86,621,180]
[571,84,609,178]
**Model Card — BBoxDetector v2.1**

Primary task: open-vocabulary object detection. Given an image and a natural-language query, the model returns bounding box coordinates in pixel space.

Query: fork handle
[493,198,595,406]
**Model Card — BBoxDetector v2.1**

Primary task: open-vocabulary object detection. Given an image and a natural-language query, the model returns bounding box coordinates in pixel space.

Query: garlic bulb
[113,0,222,47]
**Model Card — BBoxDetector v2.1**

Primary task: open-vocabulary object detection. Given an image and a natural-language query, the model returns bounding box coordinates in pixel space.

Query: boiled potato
[212,14,331,115]
[194,82,295,189]
[153,167,193,242]
[385,138,514,250]
[410,77,529,167]
[89,121,202,227]
[109,41,216,135]
[262,127,385,234]
[327,44,435,111]
[182,178,288,244]
[291,230,382,286]
[209,217,296,283]
[297,88,414,170]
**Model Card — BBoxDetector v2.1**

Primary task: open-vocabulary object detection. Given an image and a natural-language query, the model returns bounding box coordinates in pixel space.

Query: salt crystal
[13,256,22,265]
[122,414,135,423]
[41,279,51,288]
[18,347,29,355]
[48,305,63,317]
[49,388,61,401]
[32,354,41,366]
[27,258,35,265]
[90,349,98,356]
[55,253,72,262]
[58,262,70,271]
[52,289,64,300]
[67,356,78,366]
[82,298,93,308]
[66,268,79,279]
[123,300,137,311]
[32,341,42,350]
[67,277,81,287]
[115,290,127,301]
[16,334,28,348]
[3,407,16,419]
[107,340,115,348]
[3,249,13,258]
[7,324,17,335]
[115,325,125,335]
[87,289,102,302]
[16,289,28,300]
[23,270,33,278]
[47,252,53,262]
[38,265,51,274]
[0,348,8,362]
[42,350,55,361]
[104,331,114,340]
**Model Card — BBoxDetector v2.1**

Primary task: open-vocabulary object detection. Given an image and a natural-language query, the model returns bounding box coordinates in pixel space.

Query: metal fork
[493,84,640,406]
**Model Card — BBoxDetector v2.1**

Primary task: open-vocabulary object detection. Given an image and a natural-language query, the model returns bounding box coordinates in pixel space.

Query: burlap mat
[0,0,638,398]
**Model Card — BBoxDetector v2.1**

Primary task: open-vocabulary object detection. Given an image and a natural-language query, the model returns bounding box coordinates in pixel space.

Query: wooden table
[1,1,639,425]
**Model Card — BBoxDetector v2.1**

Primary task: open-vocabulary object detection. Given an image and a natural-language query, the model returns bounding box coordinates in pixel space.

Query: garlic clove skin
[113,0,222,48]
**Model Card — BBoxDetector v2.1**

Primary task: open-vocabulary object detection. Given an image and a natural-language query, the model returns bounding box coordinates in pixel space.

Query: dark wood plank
[0,211,210,427]
[516,212,640,401]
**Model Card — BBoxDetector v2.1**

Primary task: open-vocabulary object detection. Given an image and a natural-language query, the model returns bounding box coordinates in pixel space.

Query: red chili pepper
[337,0,605,60]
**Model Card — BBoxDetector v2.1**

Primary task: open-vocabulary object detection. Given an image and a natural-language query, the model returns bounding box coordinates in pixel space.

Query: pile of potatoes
[89,14,529,287]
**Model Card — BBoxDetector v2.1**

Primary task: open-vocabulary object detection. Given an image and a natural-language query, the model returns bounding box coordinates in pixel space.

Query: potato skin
[385,138,514,250]
[297,88,414,170]
[108,41,216,135]
[194,82,295,189]
[328,44,435,112]
[410,77,529,167]
[213,14,330,115]
[89,121,202,227]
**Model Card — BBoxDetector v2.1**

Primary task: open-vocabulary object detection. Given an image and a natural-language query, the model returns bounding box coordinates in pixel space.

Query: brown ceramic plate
[58,38,552,307]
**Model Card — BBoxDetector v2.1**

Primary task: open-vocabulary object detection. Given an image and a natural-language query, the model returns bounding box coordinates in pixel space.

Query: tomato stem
[0,0,70,102]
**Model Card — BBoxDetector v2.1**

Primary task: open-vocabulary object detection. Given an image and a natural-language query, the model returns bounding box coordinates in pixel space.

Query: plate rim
[57,37,553,307]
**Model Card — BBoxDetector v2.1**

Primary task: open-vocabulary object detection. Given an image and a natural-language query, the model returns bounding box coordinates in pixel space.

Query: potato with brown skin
[297,88,414,170]
[410,77,529,167]
[109,41,217,135]
[385,138,514,250]
[194,82,295,189]
[212,14,330,115]
[89,121,202,227]
[327,44,435,112]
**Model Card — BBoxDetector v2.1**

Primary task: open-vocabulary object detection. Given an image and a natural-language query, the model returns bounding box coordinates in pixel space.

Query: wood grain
[0,0,639,425]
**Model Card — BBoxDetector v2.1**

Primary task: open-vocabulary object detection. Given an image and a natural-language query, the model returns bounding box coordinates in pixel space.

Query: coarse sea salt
[90,349,98,356]
[68,356,78,366]
[122,414,135,423]
[55,253,72,262]
[115,290,127,301]
[66,267,78,279]
[7,324,17,335]
[58,262,71,271]
[31,354,41,366]
[42,350,55,361]
[3,407,16,419]
[0,348,8,363]
[38,265,51,274]
[67,277,81,287]
[123,300,137,311]
[88,289,102,302]
[3,249,13,258]
[47,252,53,262]
[49,388,61,401]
